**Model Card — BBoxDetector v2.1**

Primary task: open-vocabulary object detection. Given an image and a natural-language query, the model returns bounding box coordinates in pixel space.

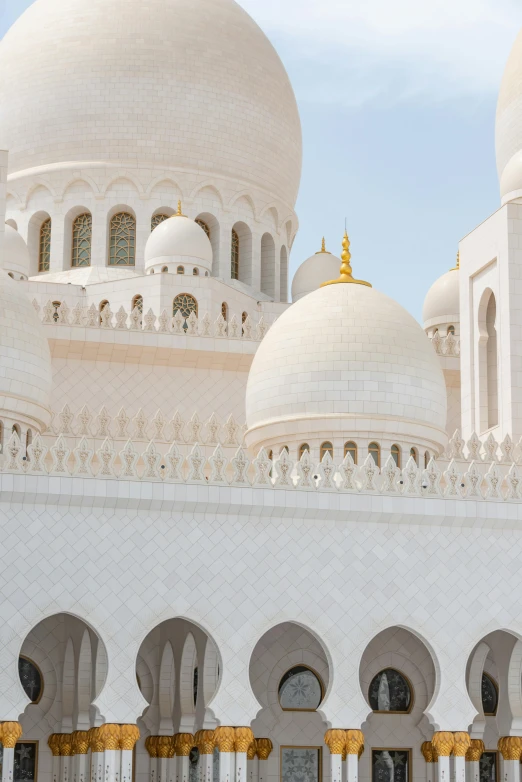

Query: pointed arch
[103,174,144,198]
[62,176,99,200]
[179,632,198,716]
[260,204,280,232]
[145,176,183,199]
[24,181,56,209]
[229,192,258,220]
[190,182,225,209]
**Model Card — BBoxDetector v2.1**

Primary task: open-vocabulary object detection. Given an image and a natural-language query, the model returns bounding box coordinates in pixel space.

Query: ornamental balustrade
[33,300,270,341]
[429,331,460,357]
[3,430,522,501]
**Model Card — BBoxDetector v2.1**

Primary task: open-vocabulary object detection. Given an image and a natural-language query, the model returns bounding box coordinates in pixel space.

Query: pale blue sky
[2,0,522,321]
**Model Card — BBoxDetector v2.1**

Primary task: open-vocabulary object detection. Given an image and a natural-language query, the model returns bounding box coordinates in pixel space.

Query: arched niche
[63,205,92,270]
[231,221,252,286]
[280,246,288,303]
[478,289,499,432]
[27,211,52,277]
[19,612,108,737]
[359,627,437,780]
[136,618,221,738]
[260,233,276,298]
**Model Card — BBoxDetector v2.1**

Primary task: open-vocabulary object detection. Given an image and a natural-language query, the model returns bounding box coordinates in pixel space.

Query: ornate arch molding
[102,173,145,198]
[145,176,184,200]
[360,652,427,725]
[264,649,329,721]
[189,182,225,208]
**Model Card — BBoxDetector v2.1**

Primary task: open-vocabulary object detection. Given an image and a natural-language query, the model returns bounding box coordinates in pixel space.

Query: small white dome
[2,224,30,279]
[291,245,342,302]
[423,268,459,331]
[145,214,213,273]
[496,26,522,201]
[0,271,52,433]
[246,281,447,455]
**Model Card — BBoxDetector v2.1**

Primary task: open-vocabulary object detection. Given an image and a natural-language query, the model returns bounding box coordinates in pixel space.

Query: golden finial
[450,249,460,271]
[321,229,371,288]
[315,237,331,255]
[171,200,185,218]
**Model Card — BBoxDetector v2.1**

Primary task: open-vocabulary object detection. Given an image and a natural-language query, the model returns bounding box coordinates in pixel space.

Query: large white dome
[246,281,447,455]
[0,272,52,433]
[496,27,522,201]
[0,0,302,208]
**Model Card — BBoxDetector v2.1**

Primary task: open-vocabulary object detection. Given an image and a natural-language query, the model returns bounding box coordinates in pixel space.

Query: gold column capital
[120,725,140,751]
[48,734,63,757]
[1,722,23,749]
[195,730,215,755]
[247,741,258,761]
[256,738,273,760]
[99,724,121,751]
[235,727,254,753]
[324,730,346,755]
[421,742,434,763]
[432,732,454,757]
[345,730,364,756]
[59,733,73,757]
[466,740,485,762]
[173,734,194,757]
[453,733,471,757]
[498,737,522,761]
[145,736,159,758]
[72,731,90,756]
[156,736,175,759]
[88,727,105,754]
[214,727,235,753]
[358,743,365,760]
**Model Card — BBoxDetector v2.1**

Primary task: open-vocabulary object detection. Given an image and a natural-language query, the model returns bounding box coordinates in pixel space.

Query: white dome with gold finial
[291,238,342,302]
[144,202,213,274]
[423,251,460,334]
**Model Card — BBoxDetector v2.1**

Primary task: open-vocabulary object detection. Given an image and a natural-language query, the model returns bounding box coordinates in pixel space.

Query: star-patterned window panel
[18,657,43,703]
[369,668,412,713]
[372,750,410,782]
[281,747,321,782]
[0,741,39,782]
[278,666,323,711]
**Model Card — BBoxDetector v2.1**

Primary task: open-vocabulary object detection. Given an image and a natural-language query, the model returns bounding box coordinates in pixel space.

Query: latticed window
[71,213,92,267]
[320,441,333,460]
[231,229,239,280]
[391,444,401,468]
[344,441,357,464]
[221,302,228,321]
[196,219,210,239]
[132,295,143,314]
[151,213,169,231]
[39,218,51,272]
[173,293,198,332]
[193,268,199,276]
[369,442,381,467]
[109,212,136,266]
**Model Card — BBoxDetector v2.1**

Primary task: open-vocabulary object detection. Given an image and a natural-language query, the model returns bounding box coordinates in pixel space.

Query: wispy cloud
[238,0,522,105]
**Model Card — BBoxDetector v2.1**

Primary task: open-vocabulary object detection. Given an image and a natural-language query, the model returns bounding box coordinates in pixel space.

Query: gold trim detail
[498,737,522,761]
[59,734,72,757]
[1,721,23,749]
[247,741,258,761]
[99,724,121,751]
[324,730,346,755]
[174,734,194,757]
[88,728,105,754]
[421,742,435,763]
[256,738,273,760]
[170,201,185,218]
[120,725,140,751]
[432,732,454,757]
[48,734,62,756]
[450,250,460,271]
[345,730,364,756]
[466,740,485,762]
[72,731,90,756]
[315,237,331,255]
[195,730,215,755]
[453,733,471,757]
[235,727,254,753]
[320,231,371,288]
[214,727,235,753]
[145,736,158,758]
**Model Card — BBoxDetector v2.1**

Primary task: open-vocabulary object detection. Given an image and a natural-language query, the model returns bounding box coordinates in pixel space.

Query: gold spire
[321,230,371,288]
[450,250,460,271]
[315,237,331,255]
[171,200,185,218]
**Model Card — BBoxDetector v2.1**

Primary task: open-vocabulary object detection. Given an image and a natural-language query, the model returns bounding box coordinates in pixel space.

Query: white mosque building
[3,4,522,782]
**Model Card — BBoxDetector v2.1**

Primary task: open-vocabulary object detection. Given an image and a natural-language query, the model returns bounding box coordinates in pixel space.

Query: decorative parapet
[4,431,522,502]
[33,300,270,341]
[430,331,460,357]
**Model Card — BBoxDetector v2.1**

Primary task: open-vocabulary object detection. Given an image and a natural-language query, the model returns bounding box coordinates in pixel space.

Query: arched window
[193,268,199,276]
[162,266,168,273]
[196,219,210,239]
[39,218,51,272]
[299,443,310,459]
[369,668,412,713]
[344,441,357,464]
[391,444,401,468]
[447,325,455,335]
[221,303,228,322]
[151,213,169,231]
[231,229,239,280]
[177,266,185,275]
[482,672,498,716]
[71,213,92,267]
[12,424,21,438]
[109,212,136,266]
[52,301,61,323]
[424,451,430,469]
[132,295,143,314]
[278,666,324,711]
[410,447,418,465]
[19,656,43,704]
[173,294,198,331]
[320,441,333,460]
[369,442,381,467]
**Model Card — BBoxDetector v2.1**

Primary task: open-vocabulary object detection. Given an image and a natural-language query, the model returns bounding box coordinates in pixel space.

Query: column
[120,725,140,782]
[498,737,522,782]
[89,728,105,782]
[421,741,436,782]
[215,727,235,782]
[452,733,470,782]
[432,733,455,782]
[72,731,90,782]
[1,722,23,782]
[100,724,122,782]
[234,729,254,782]
[174,734,194,782]
[156,736,175,782]
[345,730,364,782]
[325,730,346,782]
[465,739,484,782]
[146,736,159,782]
[195,730,215,782]
[247,740,258,782]
[255,740,272,782]
[48,734,62,782]
[60,733,73,782]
